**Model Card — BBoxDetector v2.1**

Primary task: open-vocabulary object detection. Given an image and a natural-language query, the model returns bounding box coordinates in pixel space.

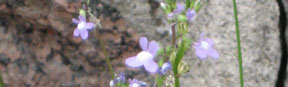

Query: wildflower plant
[71,0,244,87]
[125,37,159,73]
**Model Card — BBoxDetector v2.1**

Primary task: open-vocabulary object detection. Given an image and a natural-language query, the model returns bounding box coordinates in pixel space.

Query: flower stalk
[232,0,244,87]
[95,29,115,79]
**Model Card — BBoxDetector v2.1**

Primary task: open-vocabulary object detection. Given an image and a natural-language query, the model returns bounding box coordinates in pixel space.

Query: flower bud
[177,61,189,75]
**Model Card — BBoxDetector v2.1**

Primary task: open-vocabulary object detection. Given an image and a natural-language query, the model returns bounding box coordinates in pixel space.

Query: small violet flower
[186,8,196,22]
[72,16,95,40]
[194,33,220,59]
[167,3,185,20]
[173,3,185,14]
[125,37,159,73]
[158,62,172,75]
[129,79,147,87]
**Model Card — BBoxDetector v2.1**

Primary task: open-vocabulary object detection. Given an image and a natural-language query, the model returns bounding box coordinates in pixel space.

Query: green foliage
[186,0,191,9]
[156,75,166,87]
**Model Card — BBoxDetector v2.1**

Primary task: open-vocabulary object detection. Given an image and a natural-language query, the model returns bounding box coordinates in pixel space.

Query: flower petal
[195,46,208,59]
[161,62,171,74]
[186,8,196,22]
[173,3,185,14]
[73,28,80,37]
[205,38,214,46]
[125,56,143,67]
[72,18,79,24]
[136,51,153,63]
[85,22,95,29]
[139,37,148,51]
[148,41,159,57]
[199,32,205,41]
[78,16,86,22]
[208,48,219,59]
[143,59,158,73]
[80,29,88,40]
[167,13,174,20]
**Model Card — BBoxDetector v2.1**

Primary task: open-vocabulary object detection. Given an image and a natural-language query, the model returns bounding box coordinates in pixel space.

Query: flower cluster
[164,3,196,22]
[72,0,221,87]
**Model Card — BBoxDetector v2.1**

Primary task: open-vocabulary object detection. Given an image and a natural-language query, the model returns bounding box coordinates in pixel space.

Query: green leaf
[186,0,191,9]
[172,40,187,73]
[190,0,196,8]
[156,75,165,87]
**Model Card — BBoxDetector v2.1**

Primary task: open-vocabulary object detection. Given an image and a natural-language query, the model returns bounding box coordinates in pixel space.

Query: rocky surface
[183,0,280,87]
[102,0,282,87]
[0,0,148,87]
[0,0,283,87]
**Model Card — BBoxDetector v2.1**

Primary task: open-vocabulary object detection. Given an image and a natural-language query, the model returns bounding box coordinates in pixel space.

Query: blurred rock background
[0,0,286,87]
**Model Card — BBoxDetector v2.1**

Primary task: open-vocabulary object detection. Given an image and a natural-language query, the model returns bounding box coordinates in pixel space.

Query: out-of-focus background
[0,0,287,87]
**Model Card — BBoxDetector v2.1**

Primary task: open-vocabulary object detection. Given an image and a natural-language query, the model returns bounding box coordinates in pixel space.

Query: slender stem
[95,29,115,79]
[232,0,244,87]
[172,23,176,46]
[171,22,180,87]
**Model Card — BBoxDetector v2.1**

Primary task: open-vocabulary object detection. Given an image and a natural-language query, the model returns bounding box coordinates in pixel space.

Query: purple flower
[125,37,159,73]
[173,3,185,14]
[110,72,126,87]
[166,3,185,20]
[72,16,95,40]
[186,8,196,22]
[194,33,219,59]
[167,13,175,20]
[158,62,172,75]
[129,79,146,87]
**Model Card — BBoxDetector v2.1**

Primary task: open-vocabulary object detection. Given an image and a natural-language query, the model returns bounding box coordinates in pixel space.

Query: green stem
[171,22,179,87]
[172,22,188,87]
[174,75,180,87]
[0,73,4,87]
[232,0,244,87]
[95,30,115,79]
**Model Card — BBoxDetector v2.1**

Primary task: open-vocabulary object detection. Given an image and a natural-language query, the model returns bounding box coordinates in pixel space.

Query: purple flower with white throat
[125,37,160,73]
[72,16,95,40]
[129,79,146,87]
[186,8,196,22]
[194,33,219,59]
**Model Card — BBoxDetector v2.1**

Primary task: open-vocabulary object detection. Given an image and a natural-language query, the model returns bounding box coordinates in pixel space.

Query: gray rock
[102,0,281,87]
[183,0,280,87]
